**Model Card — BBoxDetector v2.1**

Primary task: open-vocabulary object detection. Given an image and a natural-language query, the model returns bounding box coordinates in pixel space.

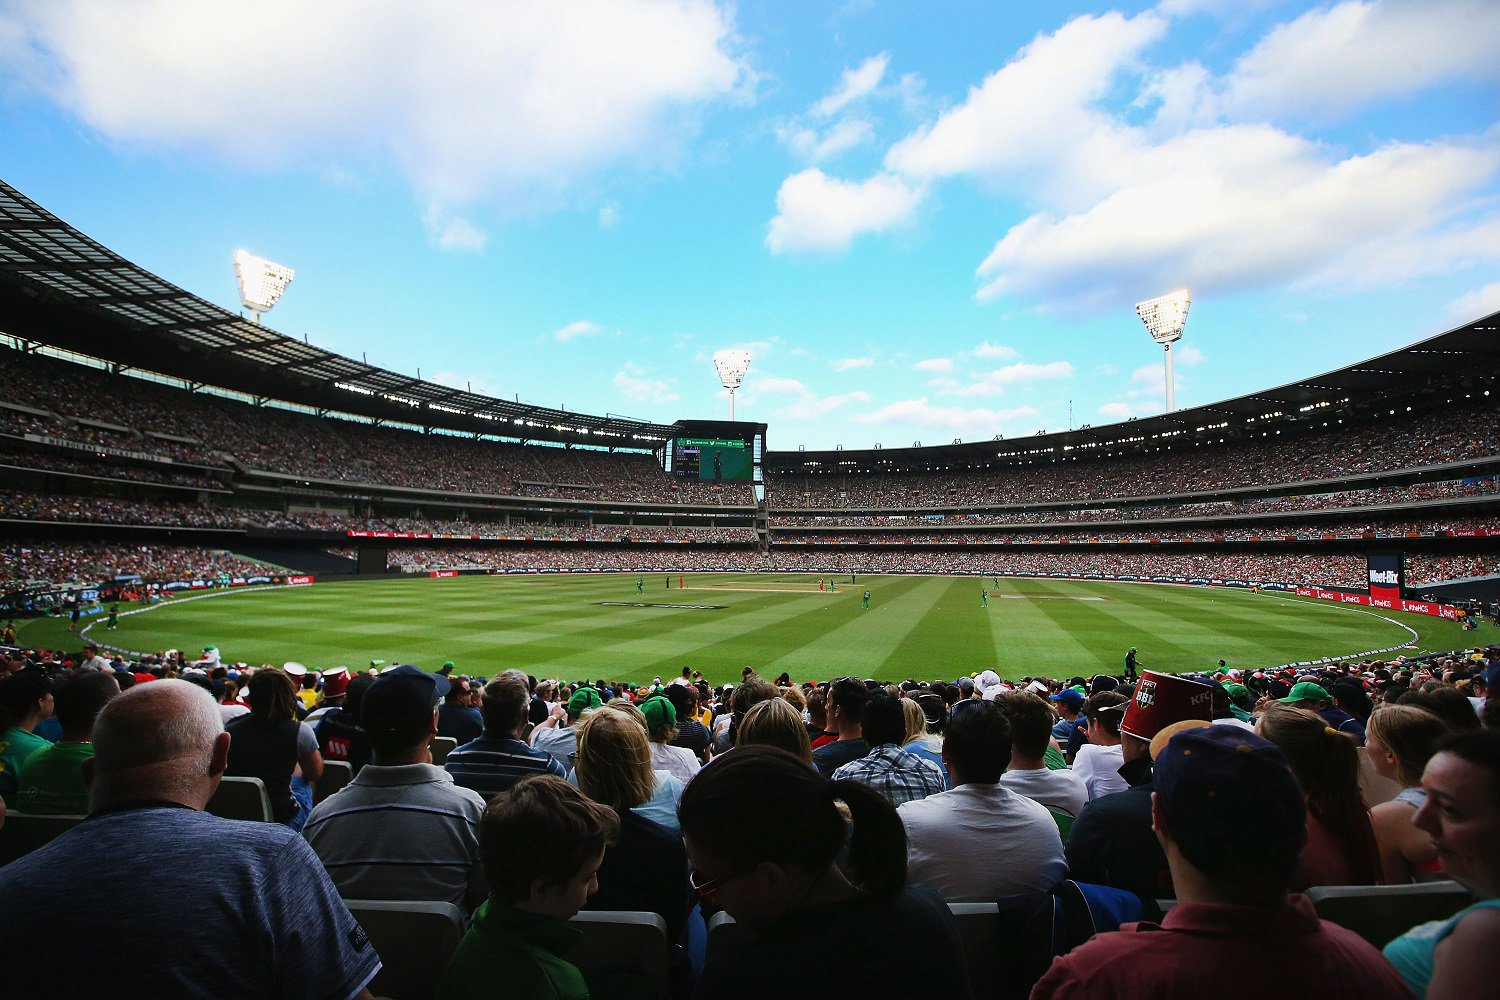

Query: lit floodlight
[1135,289,1191,413]
[713,348,752,420]
[234,249,295,324]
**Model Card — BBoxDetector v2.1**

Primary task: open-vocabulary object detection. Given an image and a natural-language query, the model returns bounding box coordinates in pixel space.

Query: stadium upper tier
[5,344,1498,516]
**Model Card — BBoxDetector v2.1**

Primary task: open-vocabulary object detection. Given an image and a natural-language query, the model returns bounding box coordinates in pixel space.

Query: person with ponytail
[1256,702,1380,888]
[1366,705,1451,884]
[678,746,972,1000]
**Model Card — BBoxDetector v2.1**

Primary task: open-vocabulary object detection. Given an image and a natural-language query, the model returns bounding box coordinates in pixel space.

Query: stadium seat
[1047,807,1075,842]
[205,776,274,822]
[565,910,672,1000]
[345,899,466,1000]
[0,811,86,866]
[315,760,352,805]
[948,902,1003,997]
[429,737,457,766]
[1306,881,1476,947]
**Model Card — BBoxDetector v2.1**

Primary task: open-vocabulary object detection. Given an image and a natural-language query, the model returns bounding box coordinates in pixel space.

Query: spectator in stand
[315,672,375,775]
[664,682,711,763]
[303,665,487,909]
[811,676,869,777]
[1383,729,1500,999]
[831,694,945,808]
[902,693,948,786]
[712,677,778,755]
[570,706,690,946]
[1281,680,1366,744]
[997,691,1088,830]
[0,680,382,998]
[1033,726,1414,1000]
[639,695,700,785]
[437,676,484,745]
[1366,705,1451,885]
[226,668,324,830]
[16,670,118,814]
[444,671,565,799]
[897,698,1066,900]
[1398,686,1482,733]
[304,666,350,725]
[734,697,813,765]
[1050,687,1086,750]
[529,685,600,772]
[0,669,54,808]
[1072,692,1128,800]
[1256,703,1381,889]
[437,776,619,1000]
[680,746,974,1000]
[805,686,834,749]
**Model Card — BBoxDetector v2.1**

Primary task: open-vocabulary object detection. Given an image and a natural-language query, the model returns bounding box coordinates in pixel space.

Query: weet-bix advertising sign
[1367,551,1404,605]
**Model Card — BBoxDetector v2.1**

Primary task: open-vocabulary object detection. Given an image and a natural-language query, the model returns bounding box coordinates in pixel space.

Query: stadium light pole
[1135,289,1191,413]
[714,349,752,421]
[233,250,295,325]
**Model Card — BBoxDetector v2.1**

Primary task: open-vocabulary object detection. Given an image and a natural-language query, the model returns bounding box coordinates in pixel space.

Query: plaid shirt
[830,744,946,806]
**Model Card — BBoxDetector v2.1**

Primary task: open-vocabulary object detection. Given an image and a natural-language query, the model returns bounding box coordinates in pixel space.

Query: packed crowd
[772,478,1500,527]
[273,510,757,542]
[0,542,279,591]
[0,638,1495,998]
[768,397,1500,508]
[0,448,226,490]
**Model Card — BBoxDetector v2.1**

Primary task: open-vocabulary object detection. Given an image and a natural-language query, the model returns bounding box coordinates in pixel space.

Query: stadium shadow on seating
[315,760,353,805]
[0,811,87,866]
[1306,881,1476,947]
[205,776,274,822]
[346,899,466,1000]
[429,737,457,766]
[565,910,672,1000]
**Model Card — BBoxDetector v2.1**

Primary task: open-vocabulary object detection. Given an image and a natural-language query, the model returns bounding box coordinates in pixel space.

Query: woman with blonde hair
[572,706,690,942]
[1366,704,1450,884]
[1257,702,1380,888]
[735,697,813,765]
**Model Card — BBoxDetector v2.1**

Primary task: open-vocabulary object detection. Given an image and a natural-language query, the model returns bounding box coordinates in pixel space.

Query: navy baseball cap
[1050,688,1084,708]
[360,665,449,734]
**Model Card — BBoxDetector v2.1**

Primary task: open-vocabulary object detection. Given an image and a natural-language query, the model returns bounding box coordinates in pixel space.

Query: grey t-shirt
[0,803,381,998]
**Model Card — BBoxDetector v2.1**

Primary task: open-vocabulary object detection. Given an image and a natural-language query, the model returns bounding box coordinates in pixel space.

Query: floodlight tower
[713,349,752,421]
[233,249,295,325]
[1135,289,1191,413]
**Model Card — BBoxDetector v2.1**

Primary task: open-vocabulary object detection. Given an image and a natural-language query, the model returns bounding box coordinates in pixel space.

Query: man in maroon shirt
[1032,726,1413,1000]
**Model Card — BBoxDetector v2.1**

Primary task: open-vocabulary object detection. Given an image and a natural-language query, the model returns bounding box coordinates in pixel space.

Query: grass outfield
[19,573,1479,685]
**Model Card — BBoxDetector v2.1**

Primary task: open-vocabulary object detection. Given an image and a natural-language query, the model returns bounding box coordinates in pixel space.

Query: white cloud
[1223,1,1500,122]
[597,203,621,228]
[972,341,1019,360]
[853,398,1039,439]
[813,53,889,118]
[1447,282,1500,321]
[766,169,925,254]
[1097,402,1135,420]
[833,356,875,372]
[937,360,1074,397]
[915,357,953,373]
[1130,362,1165,386]
[1,1,744,228]
[613,362,678,404]
[741,375,869,419]
[554,320,602,342]
[422,204,487,251]
[1176,344,1205,366]
[778,118,876,162]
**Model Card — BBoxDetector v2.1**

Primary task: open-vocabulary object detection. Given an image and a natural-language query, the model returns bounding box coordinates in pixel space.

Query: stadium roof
[770,308,1500,471]
[0,180,674,449]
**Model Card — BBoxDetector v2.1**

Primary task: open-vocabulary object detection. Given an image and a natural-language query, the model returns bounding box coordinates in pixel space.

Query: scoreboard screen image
[674,437,752,481]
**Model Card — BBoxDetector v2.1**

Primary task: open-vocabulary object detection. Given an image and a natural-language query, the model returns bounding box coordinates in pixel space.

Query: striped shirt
[303,762,487,908]
[445,733,566,799]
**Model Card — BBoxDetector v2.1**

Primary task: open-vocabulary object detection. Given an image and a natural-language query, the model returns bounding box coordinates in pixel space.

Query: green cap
[567,687,603,718]
[1279,680,1332,705]
[640,695,676,731]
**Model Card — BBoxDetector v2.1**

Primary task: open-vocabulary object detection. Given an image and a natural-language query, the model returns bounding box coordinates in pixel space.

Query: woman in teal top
[1383,729,1500,999]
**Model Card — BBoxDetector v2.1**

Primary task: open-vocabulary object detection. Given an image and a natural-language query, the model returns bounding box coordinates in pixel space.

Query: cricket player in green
[106,603,120,629]
[981,590,988,608]
[861,590,870,609]
[636,576,644,594]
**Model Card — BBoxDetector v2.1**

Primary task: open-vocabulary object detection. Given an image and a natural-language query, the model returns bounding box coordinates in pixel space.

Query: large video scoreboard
[663,419,766,484]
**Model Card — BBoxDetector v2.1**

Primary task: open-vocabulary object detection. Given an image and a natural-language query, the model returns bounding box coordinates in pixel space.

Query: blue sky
[2,0,1497,451]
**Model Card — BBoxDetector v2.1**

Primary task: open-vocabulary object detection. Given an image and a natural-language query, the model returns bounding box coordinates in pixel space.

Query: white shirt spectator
[897,783,1068,899]
[1001,767,1089,818]
[1072,743,1127,800]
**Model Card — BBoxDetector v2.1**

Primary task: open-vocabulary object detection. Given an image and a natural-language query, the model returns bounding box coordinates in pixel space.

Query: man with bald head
[0,680,382,999]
